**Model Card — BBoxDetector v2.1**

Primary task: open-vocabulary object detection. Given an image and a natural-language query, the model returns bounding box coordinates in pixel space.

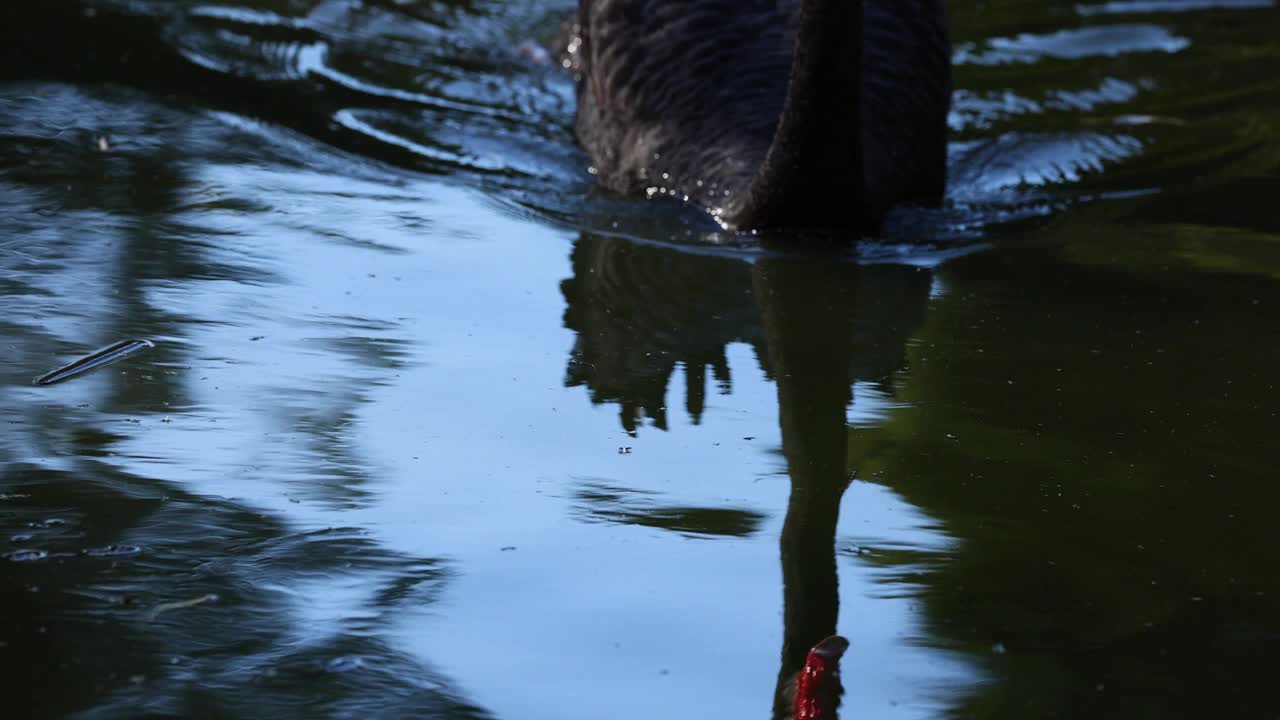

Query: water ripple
[1077,0,1275,15]
[955,24,1189,65]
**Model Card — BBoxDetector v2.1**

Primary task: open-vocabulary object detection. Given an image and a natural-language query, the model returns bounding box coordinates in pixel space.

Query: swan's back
[860,0,951,221]
[571,0,951,228]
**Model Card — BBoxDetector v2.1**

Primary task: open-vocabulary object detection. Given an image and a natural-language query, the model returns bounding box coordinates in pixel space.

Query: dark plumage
[567,0,951,231]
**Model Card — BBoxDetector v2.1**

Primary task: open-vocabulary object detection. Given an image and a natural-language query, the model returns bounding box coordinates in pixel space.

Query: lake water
[3,1,1279,718]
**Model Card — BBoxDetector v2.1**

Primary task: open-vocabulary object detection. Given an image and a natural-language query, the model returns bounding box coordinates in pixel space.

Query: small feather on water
[35,338,155,386]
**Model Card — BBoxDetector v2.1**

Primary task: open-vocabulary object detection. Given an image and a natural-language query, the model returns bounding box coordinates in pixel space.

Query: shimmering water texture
[3,1,1280,719]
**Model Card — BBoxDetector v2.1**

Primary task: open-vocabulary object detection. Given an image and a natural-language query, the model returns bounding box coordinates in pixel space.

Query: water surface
[2,1,1280,718]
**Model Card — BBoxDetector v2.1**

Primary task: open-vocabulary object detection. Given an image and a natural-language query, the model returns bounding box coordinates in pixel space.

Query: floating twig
[146,593,218,621]
[35,338,155,386]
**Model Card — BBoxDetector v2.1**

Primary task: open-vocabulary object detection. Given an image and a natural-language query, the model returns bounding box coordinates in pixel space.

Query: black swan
[565,0,951,231]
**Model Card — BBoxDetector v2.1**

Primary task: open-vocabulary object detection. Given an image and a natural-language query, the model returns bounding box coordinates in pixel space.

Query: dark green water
[2,1,1279,718]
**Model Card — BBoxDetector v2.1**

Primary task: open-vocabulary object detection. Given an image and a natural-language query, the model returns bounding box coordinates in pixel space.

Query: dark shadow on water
[559,232,934,717]
[571,482,767,538]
